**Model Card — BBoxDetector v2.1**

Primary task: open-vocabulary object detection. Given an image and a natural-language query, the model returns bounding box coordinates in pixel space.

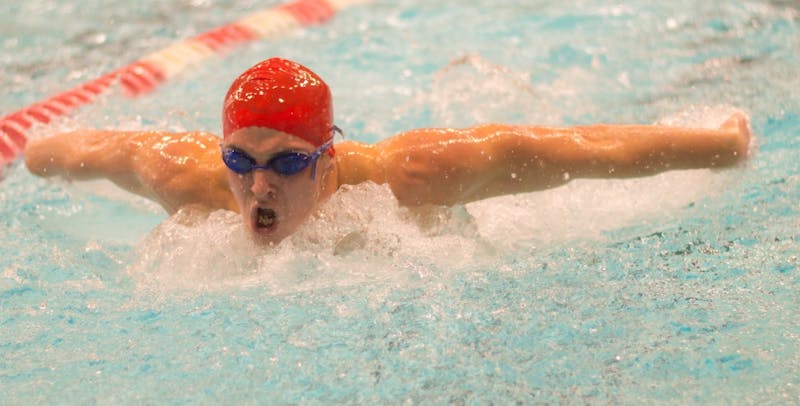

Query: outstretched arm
[25,130,236,213]
[336,112,752,206]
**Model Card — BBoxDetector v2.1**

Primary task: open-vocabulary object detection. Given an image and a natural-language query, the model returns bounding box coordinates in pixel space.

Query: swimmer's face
[223,127,334,245]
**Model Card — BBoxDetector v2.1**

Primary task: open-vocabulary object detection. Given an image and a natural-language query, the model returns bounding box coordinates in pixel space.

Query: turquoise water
[2,0,799,403]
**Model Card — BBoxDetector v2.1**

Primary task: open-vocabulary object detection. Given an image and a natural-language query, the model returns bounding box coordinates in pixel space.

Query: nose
[249,169,278,199]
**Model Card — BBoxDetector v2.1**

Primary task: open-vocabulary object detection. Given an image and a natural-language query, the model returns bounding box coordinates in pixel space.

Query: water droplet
[88,33,106,45]
[666,18,678,29]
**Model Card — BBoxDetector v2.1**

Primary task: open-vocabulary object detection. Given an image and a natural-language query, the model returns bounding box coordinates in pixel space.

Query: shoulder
[127,131,220,158]
[333,140,385,187]
[131,131,234,213]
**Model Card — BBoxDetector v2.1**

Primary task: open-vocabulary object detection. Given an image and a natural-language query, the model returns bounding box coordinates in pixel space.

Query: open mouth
[254,207,277,230]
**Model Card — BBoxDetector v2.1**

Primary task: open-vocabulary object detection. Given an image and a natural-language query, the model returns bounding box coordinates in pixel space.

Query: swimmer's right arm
[25,130,236,213]
[26,130,142,186]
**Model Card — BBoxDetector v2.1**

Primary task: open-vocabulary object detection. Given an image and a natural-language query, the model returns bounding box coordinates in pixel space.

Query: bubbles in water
[468,169,734,250]
[129,182,493,296]
[130,207,259,292]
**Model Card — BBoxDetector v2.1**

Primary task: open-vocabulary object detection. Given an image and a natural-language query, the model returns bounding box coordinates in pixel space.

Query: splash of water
[129,182,493,295]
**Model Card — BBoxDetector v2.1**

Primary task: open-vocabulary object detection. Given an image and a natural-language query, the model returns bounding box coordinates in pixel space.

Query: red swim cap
[222,58,334,150]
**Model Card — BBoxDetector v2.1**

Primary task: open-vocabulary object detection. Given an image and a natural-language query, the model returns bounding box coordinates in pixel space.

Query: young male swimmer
[25,57,753,245]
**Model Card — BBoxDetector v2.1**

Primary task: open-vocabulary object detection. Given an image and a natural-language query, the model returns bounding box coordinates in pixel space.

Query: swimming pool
[2,0,799,403]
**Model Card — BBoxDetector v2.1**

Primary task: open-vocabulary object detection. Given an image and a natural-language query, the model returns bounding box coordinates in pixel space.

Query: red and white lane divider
[0,0,371,170]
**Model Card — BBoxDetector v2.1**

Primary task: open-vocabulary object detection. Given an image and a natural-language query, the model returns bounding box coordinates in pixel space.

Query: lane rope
[0,0,371,170]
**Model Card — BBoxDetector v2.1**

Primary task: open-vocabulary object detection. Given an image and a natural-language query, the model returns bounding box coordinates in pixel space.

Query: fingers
[720,111,753,159]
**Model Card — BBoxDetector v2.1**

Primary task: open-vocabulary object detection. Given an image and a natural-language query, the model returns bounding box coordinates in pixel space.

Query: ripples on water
[1,0,798,403]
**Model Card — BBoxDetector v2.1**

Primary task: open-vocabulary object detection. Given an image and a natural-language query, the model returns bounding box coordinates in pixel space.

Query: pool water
[2,0,799,403]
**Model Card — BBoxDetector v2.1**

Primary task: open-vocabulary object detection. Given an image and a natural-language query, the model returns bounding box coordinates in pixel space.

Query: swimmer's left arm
[343,112,752,206]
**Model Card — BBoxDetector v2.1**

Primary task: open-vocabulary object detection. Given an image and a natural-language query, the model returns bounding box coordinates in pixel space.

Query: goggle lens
[222,149,258,174]
[274,153,312,175]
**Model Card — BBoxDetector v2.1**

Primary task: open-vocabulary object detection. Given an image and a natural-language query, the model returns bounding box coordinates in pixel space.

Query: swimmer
[24,57,753,245]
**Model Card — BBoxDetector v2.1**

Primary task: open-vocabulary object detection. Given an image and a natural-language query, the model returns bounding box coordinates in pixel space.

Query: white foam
[69,179,163,213]
[130,208,262,291]
[467,169,734,250]
[428,54,562,126]
[129,182,491,296]
[655,104,744,128]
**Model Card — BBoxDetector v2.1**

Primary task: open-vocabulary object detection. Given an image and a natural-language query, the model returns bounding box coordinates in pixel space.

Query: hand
[719,111,753,161]
[24,136,68,178]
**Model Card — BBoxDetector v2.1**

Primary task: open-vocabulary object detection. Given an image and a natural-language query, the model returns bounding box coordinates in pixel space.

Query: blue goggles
[221,140,333,180]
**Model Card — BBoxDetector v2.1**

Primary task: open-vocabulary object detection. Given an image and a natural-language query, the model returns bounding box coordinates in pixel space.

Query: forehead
[224,127,315,153]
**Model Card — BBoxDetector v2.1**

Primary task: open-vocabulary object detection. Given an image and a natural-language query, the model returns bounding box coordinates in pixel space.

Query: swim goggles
[221,140,333,180]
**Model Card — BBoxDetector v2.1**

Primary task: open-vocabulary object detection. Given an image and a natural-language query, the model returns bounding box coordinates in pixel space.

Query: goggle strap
[310,158,318,180]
